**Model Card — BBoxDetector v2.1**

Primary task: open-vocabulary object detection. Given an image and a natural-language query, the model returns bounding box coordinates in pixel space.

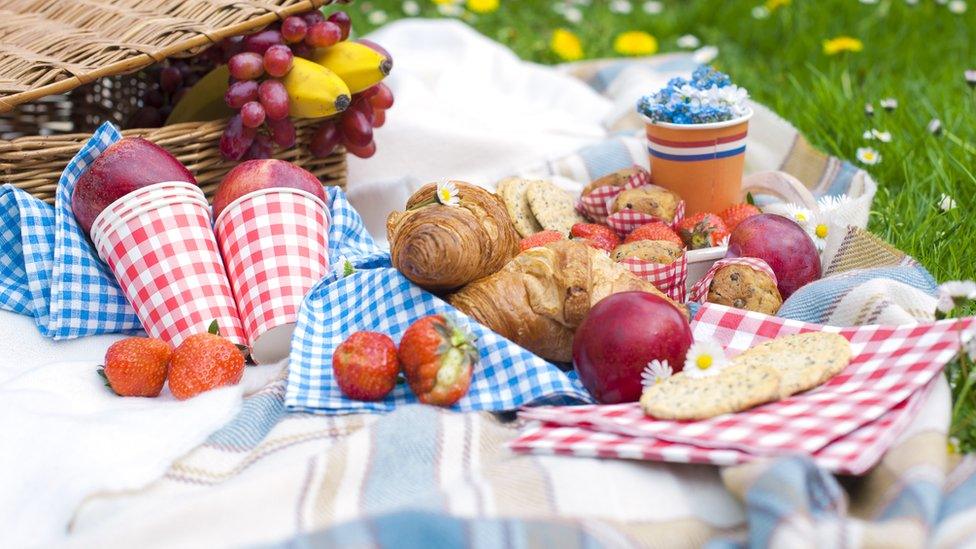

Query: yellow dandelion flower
[613,30,658,56]
[551,28,584,61]
[765,0,791,11]
[466,0,499,13]
[823,36,864,55]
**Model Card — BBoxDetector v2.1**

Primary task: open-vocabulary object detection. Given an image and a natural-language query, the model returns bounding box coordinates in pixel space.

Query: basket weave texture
[0,0,348,203]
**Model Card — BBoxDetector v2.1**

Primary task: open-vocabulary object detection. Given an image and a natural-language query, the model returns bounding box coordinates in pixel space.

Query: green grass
[340,0,976,448]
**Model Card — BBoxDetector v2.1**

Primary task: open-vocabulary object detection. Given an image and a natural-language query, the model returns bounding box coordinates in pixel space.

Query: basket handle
[741,171,819,213]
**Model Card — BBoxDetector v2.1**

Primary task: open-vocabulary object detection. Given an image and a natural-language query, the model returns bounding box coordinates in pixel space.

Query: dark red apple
[71,137,196,235]
[726,213,821,298]
[572,292,693,404]
[212,159,327,219]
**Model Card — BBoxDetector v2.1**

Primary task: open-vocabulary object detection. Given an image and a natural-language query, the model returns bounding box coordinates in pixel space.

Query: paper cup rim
[92,194,210,255]
[214,186,330,228]
[92,189,208,236]
[686,245,728,264]
[91,181,205,232]
[641,108,753,130]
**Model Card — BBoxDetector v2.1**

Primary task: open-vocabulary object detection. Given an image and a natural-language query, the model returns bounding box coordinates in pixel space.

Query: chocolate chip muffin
[706,264,783,314]
[610,185,681,223]
[611,240,684,264]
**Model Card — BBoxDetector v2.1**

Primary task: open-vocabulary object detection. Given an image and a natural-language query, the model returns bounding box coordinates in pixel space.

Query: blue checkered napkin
[285,267,593,414]
[0,122,142,338]
[323,185,391,277]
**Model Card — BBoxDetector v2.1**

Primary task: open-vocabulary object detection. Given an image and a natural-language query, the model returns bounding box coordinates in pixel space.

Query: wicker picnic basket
[0,0,349,203]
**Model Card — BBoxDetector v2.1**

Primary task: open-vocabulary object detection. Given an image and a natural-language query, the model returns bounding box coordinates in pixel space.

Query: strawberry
[623,221,683,247]
[398,315,478,407]
[168,324,245,400]
[332,331,400,401]
[570,223,620,253]
[676,213,729,250]
[718,203,761,232]
[519,230,564,252]
[98,337,171,397]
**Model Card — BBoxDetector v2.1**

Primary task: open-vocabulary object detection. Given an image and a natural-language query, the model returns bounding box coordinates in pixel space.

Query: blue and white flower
[638,66,749,124]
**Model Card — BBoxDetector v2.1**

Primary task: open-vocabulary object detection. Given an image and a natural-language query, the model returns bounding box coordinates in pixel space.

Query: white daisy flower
[692,45,719,64]
[949,0,967,13]
[402,0,420,16]
[928,118,943,136]
[936,0,948,5]
[880,98,898,111]
[871,129,892,142]
[784,203,813,226]
[939,193,957,212]
[676,34,700,49]
[436,181,460,207]
[864,102,875,117]
[965,70,976,88]
[436,3,464,17]
[856,146,882,166]
[862,130,875,140]
[563,6,583,23]
[684,340,729,379]
[948,436,961,455]
[860,0,879,4]
[752,5,770,18]
[610,0,633,13]
[905,0,919,5]
[807,216,831,251]
[937,281,976,313]
[641,359,673,388]
[817,194,852,214]
[642,1,664,14]
[368,10,388,25]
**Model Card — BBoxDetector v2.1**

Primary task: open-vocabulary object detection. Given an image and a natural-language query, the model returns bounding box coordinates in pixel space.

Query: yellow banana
[310,41,392,94]
[281,57,351,118]
[165,64,234,125]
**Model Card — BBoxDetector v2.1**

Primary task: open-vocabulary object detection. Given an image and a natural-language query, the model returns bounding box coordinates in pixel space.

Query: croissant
[387,181,520,292]
[449,239,684,363]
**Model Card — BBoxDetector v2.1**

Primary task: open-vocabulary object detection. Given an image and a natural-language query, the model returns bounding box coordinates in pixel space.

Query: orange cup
[644,109,752,216]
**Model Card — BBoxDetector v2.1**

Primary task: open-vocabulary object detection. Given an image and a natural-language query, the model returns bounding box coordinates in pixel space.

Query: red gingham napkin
[619,253,688,302]
[509,381,928,475]
[519,304,973,457]
[606,200,685,238]
[688,257,778,304]
[215,189,332,347]
[576,166,651,224]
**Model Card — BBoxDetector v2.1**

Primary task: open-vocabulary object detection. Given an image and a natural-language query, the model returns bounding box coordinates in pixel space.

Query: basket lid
[0,0,336,113]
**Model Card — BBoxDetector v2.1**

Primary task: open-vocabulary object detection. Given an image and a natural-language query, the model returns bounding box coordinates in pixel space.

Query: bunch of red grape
[219,11,351,161]
[310,80,393,159]
[126,60,211,129]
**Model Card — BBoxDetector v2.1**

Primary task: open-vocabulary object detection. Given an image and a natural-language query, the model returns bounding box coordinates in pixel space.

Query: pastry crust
[449,240,684,362]
[611,240,683,264]
[706,264,783,314]
[610,185,681,222]
[387,181,519,292]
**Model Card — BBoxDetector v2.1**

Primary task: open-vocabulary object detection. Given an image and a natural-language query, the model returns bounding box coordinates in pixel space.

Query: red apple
[211,159,327,219]
[726,213,821,298]
[72,137,196,236]
[572,292,693,404]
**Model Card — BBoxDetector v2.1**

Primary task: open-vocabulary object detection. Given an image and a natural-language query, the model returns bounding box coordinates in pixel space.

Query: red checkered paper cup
[688,257,777,304]
[606,199,685,238]
[91,181,245,348]
[618,252,688,302]
[575,166,650,224]
[214,188,332,364]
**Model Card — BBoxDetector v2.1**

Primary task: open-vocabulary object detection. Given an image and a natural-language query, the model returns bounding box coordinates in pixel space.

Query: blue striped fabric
[778,265,938,324]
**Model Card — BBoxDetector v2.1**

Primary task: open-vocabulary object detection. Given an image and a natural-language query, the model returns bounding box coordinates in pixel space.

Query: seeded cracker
[498,177,543,237]
[731,332,851,398]
[525,180,586,236]
[640,362,782,420]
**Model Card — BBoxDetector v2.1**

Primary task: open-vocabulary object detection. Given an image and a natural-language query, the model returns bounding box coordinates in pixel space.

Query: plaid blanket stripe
[517,304,971,464]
